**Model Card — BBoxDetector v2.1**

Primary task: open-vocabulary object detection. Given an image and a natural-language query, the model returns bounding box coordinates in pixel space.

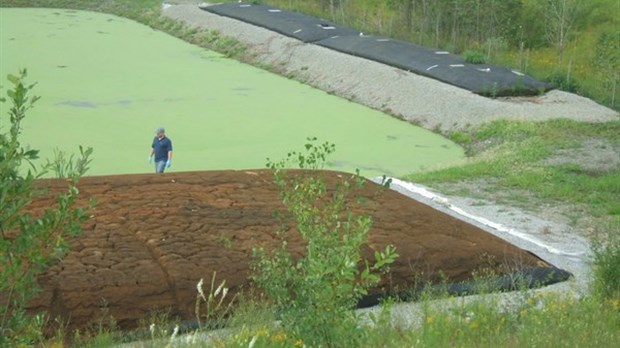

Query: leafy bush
[252,137,397,347]
[0,70,93,346]
[45,147,94,179]
[545,69,580,93]
[449,131,472,146]
[592,224,620,299]
[595,31,620,108]
[463,50,487,64]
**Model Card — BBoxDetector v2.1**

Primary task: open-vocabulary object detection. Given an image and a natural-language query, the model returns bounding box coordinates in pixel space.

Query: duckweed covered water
[0,8,464,177]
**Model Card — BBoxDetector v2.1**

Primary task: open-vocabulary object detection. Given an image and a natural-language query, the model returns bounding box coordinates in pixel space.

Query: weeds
[0,70,93,346]
[195,272,236,330]
[44,146,94,179]
[253,137,397,347]
[217,290,620,348]
[592,222,620,299]
[463,49,487,64]
[409,119,620,221]
[545,68,580,93]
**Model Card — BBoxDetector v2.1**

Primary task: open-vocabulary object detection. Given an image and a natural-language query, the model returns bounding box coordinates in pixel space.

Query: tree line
[293,0,601,54]
[268,0,618,108]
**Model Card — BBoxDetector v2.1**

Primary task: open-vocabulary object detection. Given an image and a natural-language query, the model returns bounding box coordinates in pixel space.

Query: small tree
[253,138,397,347]
[0,70,93,345]
[595,31,620,108]
[538,0,594,64]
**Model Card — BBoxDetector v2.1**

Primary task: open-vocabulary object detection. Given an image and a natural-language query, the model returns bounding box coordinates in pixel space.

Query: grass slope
[409,119,620,222]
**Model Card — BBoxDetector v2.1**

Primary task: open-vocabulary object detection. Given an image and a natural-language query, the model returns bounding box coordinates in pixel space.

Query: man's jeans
[155,160,166,173]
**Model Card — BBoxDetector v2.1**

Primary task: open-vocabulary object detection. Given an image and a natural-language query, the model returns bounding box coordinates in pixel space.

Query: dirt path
[161,2,618,132]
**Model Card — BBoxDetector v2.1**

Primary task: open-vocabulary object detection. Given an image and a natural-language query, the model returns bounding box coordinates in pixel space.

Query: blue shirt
[152,136,172,162]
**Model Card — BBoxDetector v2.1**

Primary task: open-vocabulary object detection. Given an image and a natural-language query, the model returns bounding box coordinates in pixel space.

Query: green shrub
[592,223,620,299]
[252,137,397,347]
[45,147,94,178]
[546,69,580,93]
[463,50,487,64]
[0,70,93,346]
[449,131,472,146]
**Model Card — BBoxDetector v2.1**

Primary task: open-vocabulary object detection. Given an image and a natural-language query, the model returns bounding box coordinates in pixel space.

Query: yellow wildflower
[256,327,269,337]
[271,331,287,342]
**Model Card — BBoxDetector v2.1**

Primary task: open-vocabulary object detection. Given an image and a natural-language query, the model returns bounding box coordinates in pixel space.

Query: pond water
[0,8,464,177]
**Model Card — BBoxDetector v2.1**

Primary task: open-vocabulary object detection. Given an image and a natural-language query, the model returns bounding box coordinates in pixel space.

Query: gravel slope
[162,3,618,132]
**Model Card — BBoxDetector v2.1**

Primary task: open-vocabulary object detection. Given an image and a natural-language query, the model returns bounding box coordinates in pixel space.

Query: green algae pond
[0,8,464,177]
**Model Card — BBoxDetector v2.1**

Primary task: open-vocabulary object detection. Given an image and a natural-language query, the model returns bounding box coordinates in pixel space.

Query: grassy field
[409,119,620,225]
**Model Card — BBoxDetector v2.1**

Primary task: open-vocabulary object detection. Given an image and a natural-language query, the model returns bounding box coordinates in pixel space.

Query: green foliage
[258,0,619,109]
[193,30,247,59]
[409,119,620,219]
[595,30,620,108]
[219,291,620,348]
[533,0,594,62]
[463,49,487,64]
[138,14,248,60]
[592,222,620,299]
[253,137,397,347]
[45,146,94,179]
[545,69,580,93]
[449,131,473,146]
[0,70,93,346]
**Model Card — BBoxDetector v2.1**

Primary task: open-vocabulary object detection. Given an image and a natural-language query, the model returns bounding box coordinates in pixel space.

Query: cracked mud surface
[23,170,552,331]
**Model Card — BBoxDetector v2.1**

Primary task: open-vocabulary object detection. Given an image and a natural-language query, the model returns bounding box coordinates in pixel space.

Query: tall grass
[592,222,620,299]
[115,286,620,347]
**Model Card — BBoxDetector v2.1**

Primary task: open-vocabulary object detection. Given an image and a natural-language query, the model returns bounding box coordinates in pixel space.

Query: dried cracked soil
[21,170,553,331]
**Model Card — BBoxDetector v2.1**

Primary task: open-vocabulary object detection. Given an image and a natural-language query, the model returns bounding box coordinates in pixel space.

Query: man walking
[148,127,173,173]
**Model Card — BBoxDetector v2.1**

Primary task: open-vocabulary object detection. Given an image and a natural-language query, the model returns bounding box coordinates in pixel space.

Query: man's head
[157,127,165,139]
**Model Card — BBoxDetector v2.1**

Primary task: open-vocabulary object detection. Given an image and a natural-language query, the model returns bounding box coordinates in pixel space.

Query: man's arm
[148,141,155,164]
[165,140,173,168]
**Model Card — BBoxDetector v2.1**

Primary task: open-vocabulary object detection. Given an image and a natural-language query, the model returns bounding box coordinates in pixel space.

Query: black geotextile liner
[317,35,552,96]
[203,3,358,43]
[202,3,552,96]
[356,267,573,308]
